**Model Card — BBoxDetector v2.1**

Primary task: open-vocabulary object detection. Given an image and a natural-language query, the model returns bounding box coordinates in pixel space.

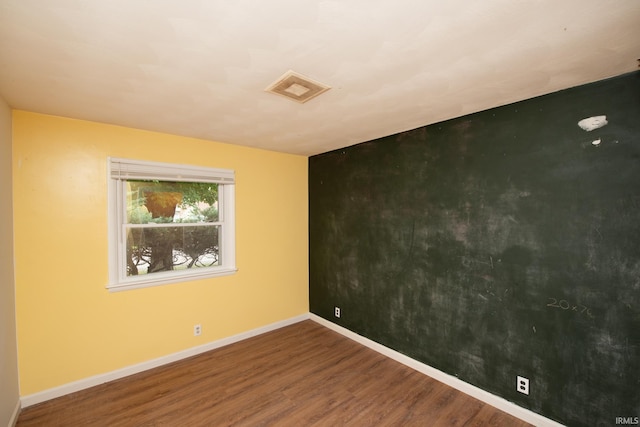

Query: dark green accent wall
[309,72,640,426]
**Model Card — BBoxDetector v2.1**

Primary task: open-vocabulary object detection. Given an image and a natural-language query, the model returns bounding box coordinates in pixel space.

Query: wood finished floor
[17,320,532,426]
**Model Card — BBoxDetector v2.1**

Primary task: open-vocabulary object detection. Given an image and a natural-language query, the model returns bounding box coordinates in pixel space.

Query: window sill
[107,267,238,292]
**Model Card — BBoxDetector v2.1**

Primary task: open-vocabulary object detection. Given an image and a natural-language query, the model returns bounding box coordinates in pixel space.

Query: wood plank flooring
[17,320,532,426]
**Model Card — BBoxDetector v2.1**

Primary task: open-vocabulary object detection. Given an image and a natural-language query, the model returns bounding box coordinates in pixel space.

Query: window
[108,158,236,291]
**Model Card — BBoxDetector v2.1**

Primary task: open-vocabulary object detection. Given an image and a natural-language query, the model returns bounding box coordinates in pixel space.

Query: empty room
[1,1,639,426]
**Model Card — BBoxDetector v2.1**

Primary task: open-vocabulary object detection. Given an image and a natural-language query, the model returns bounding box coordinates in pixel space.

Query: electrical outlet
[517,376,529,395]
[334,307,341,318]
[194,324,202,336]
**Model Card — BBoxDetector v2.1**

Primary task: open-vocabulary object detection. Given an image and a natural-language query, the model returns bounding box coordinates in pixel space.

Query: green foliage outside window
[125,180,220,276]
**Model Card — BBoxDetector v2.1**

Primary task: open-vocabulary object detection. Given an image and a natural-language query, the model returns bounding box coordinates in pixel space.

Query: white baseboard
[8,399,20,427]
[310,314,564,427]
[21,313,310,408]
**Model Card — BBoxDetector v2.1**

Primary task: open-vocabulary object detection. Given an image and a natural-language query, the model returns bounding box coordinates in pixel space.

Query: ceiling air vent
[265,70,331,103]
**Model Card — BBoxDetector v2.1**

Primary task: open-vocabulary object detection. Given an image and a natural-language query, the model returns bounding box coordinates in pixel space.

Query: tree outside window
[126,180,220,276]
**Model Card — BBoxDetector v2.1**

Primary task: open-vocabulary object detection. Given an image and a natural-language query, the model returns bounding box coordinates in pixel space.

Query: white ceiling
[1,1,638,156]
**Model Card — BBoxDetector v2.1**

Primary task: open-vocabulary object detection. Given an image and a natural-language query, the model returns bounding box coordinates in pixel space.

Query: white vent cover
[265,70,331,103]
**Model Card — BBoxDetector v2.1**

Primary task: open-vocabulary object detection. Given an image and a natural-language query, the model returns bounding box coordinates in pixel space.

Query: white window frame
[107,157,236,292]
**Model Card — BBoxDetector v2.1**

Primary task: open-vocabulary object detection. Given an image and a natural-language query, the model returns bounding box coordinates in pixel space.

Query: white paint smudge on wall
[578,115,608,131]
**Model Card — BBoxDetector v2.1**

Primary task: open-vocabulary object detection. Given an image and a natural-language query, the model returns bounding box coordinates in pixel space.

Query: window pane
[126,225,220,276]
[126,180,219,224]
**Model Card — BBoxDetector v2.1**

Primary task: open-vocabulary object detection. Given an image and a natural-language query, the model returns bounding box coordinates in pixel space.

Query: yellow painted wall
[13,111,309,395]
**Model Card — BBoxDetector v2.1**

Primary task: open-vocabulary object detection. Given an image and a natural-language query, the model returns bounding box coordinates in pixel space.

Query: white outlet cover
[517,376,530,395]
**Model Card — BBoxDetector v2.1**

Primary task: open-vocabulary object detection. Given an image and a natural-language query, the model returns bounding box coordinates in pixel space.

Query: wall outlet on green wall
[517,376,529,395]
